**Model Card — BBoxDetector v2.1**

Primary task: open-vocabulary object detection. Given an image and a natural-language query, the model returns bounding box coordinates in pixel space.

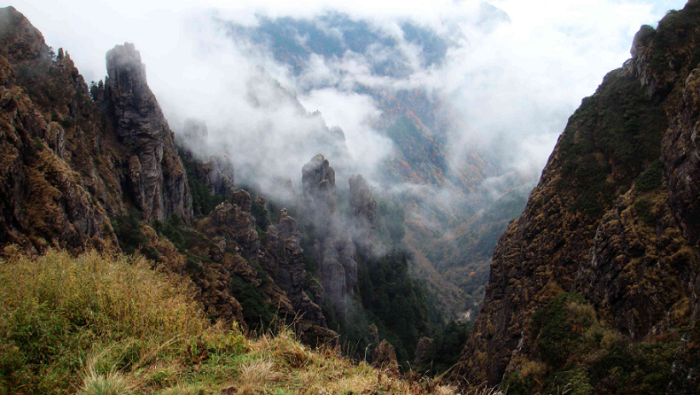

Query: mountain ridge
[456,1,700,393]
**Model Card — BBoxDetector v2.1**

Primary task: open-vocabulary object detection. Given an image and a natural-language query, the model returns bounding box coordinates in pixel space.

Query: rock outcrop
[301,154,358,316]
[203,190,259,256]
[0,6,129,251]
[260,207,335,344]
[349,174,378,257]
[302,154,337,225]
[102,43,192,224]
[196,188,334,343]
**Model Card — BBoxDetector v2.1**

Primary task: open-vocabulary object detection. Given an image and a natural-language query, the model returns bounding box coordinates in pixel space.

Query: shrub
[635,160,663,192]
[634,198,656,225]
[230,275,277,332]
[33,137,44,151]
[503,372,536,395]
[111,210,147,255]
[531,294,589,367]
[153,215,186,251]
[635,25,656,48]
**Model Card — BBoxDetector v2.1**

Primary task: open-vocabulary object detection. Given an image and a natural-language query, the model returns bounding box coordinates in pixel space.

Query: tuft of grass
[79,363,132,395]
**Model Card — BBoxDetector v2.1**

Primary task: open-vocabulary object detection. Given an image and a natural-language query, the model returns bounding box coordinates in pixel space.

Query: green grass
[0,248,208,394]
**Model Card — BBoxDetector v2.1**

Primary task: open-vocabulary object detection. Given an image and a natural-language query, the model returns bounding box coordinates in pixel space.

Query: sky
[7,0,689,197]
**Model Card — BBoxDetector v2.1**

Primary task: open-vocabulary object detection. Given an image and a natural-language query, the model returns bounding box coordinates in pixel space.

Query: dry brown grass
[0,248,460,395]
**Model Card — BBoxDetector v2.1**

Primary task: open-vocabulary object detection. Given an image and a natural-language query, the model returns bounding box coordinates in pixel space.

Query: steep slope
[0,6,192,252]
[0,249,458,395]
[458,1,700,393]
[0,6,447,365]
[0,6,338,347]
[100,43,192,224]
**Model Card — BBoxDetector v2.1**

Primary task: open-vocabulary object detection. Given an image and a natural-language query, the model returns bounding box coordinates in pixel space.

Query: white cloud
[9,0,688,201]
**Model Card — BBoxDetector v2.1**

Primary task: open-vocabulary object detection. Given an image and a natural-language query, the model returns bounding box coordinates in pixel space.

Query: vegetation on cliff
[457,1,700,393]
[504,293,682,395]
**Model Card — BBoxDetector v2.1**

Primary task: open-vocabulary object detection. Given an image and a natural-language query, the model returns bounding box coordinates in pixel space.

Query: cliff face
[0,6,338,347]
[458,1,700,392]
[192,188,334,344]
[0,6,192,251]
[102,43,192,224]
[0,6,121,251]
[349,174,378,258]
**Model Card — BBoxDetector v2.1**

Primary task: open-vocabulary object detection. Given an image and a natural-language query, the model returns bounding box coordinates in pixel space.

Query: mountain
[0,8,455,393]
[0,4,333,344]
[0,8,191,250]
[224,11,530,321]
[457,1,700,393]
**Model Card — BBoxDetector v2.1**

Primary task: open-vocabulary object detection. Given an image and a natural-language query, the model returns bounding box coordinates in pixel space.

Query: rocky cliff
[458,1,700,393]
[0,6,193,252]
[101,43,192,224]
[0,6,338,347]
[0,6,120,251]
[191,189,333,343]
[301,154,358,315]
[349,174,378,258]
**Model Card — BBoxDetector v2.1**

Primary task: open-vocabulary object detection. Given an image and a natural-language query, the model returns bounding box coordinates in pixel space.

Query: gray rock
[104,43,192,224]
[349,174,378,258]
[300,154,358,317]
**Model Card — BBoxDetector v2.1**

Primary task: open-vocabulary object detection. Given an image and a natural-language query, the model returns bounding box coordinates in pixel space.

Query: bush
[634,198,656,225]
[33,137,44,151]
[230,275,277,332]
[111,210,147,255]
[417,320,471,375]
[635,25,656,48]
[503,372,536,395]
[635,160,663,192]
[153,215,186,251]
[531,294,589,367]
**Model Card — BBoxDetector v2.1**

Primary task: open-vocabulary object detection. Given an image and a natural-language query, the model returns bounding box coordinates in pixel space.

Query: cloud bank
[11,0,688,201]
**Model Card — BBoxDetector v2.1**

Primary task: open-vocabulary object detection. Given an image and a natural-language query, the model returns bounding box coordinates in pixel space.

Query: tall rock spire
[301,154,357,316]
[104,43,192,223]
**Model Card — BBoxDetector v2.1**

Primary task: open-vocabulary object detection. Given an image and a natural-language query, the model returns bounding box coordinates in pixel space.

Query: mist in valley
[13,0,687,320]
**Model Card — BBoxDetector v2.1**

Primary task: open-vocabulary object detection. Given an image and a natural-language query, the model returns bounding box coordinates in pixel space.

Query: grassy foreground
[0,248,458,395]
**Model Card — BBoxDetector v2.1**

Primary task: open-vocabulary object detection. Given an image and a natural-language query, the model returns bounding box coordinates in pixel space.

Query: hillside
[0,248,458,395]
[0,4,460,381]
[457,1,700,393]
